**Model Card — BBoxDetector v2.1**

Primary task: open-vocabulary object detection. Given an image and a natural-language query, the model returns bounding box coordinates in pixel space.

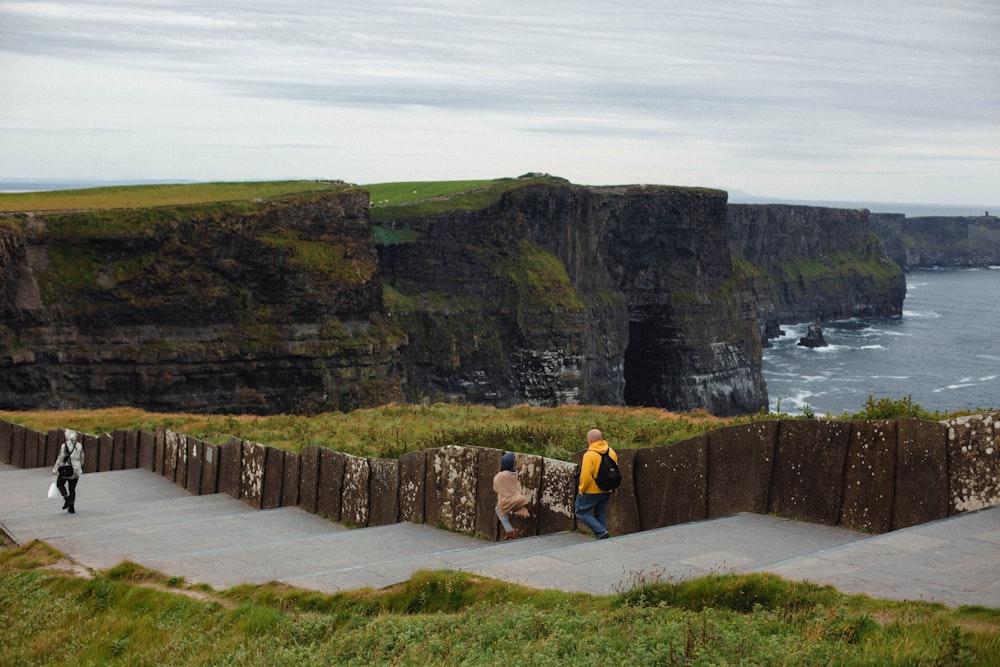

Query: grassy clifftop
[0,180,353,213]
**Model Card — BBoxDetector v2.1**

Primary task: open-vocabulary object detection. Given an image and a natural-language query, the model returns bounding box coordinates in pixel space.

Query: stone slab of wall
[475,448,503,540]
[944,412,1000,514]
[297,446,321,514]
[769,420,851,525]
[186,437,207,496]
[707,421,777,517]
[124,430,140,470]
[111,430,128,471]
[341,454,370,527]
[0,420,11,464]
[162,430,180,482]
[282,450,300,508]
[538,458,576,535]
[97,433,114,473]
[45,430,60,469]
[217,437,242,497]
[82,434,99,474]
[201,442,220,495]
[175,431,190,489]
[893,418,948,530]
[399,450,426,524]
[368,457,400,527]
[840,420,897,533]
[426,446,478,533]
[261,445,285,510]
[607,448,641,536]
[138,430,155,472]
[22,428,40,468]
[240,441,267,509]
[10,423,25,468]
[317,448,346,520]
[420,448,444,527]
[508,452,542,538]
[152,429,166,476]
[635,437,707,531]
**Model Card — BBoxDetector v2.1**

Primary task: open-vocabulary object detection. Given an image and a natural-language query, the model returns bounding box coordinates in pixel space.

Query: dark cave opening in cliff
[622,320,669,408]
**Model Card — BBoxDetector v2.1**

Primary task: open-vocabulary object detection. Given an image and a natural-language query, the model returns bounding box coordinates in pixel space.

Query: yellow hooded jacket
[578,439,618,495]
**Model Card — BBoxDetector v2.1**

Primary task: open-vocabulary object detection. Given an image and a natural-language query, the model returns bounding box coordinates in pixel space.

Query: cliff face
[870,214,1000,269]
[377,182,767,415]
[0,191,404,414]
[728,205,906,341]
[1,180,907,417]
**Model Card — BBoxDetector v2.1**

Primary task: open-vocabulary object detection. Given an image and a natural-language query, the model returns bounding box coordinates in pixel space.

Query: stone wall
[2,413,997,539]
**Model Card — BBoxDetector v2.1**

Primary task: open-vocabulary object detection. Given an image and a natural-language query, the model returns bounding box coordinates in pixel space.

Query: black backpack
[594,449,622,491]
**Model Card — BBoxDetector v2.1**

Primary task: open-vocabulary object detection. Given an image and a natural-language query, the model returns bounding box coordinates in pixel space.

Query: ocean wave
[902,309,941,319]
[859,344,887,350]
[934,383,979,392]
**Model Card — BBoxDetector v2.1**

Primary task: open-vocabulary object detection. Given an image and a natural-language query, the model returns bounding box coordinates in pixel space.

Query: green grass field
[364,179,498,207]
[0,181,349,212]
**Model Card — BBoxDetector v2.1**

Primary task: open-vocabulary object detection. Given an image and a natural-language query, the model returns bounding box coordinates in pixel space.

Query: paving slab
[2,465,997,607]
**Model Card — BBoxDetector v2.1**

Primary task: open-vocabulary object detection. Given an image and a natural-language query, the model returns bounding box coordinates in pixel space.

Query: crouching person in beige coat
[493,452,530,539]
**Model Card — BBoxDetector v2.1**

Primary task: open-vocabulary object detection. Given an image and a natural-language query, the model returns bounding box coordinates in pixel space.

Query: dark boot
[62,495,70,510]
[67,504,75,514]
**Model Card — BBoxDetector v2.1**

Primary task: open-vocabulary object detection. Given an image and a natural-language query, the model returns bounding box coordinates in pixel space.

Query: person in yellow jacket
[575,429,617,539]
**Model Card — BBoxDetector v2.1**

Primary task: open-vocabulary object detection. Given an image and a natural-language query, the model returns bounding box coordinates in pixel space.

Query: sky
[1,0,998,207]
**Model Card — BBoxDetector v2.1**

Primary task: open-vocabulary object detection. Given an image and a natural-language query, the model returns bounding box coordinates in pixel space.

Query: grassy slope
[1,543,996,666]
[364,179,498,207]
[0,177,526,213]
[0,180,349,212]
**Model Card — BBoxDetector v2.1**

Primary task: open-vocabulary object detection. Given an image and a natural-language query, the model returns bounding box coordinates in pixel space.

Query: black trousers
[56,477,78,505]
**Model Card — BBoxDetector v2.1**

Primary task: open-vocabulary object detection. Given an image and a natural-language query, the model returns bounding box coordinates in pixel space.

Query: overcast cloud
[1,0,998,206]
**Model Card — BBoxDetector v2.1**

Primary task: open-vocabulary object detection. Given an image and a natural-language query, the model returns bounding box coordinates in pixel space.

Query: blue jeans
[574,492,610,537]
[495,506,514,532]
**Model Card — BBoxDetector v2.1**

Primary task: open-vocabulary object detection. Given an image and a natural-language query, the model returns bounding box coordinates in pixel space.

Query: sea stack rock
[797,320,828,348]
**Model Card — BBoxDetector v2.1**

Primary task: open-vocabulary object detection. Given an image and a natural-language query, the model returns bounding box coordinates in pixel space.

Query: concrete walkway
[2,464,998,608]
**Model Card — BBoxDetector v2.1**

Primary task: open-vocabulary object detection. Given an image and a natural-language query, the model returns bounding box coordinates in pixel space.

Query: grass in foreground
[1,541,996,666]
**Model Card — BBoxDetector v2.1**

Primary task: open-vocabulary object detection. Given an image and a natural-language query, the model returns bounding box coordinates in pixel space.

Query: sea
[762,267,1000,416]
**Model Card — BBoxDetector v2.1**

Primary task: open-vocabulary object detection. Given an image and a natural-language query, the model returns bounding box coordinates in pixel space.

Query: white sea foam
[765,269,1000,414]
[902,309,941,319]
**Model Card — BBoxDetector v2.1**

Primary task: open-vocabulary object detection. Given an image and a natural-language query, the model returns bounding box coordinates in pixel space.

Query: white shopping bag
[48,482,60,500]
